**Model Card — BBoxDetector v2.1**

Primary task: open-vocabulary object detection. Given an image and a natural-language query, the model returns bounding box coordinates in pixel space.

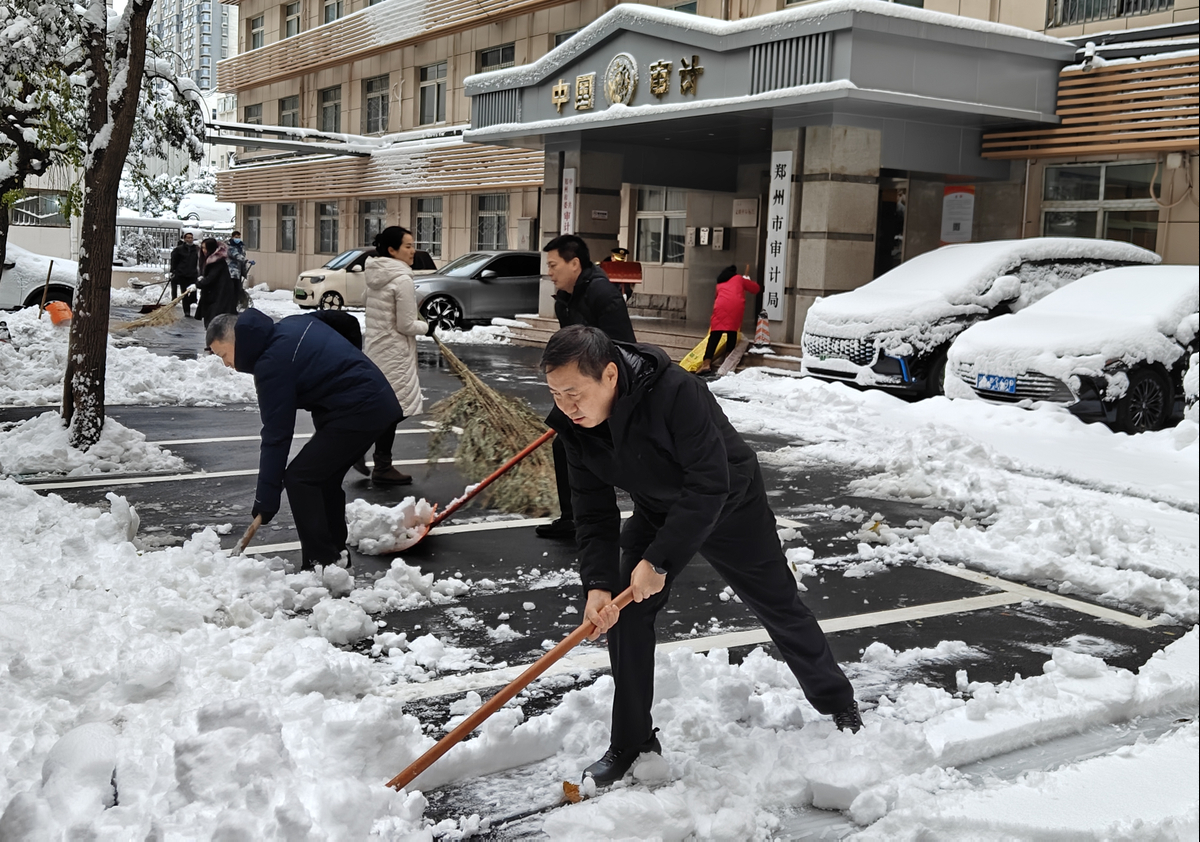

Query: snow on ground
[711,370,1199,622]
[0,305,256,407]
[0,412,185,477]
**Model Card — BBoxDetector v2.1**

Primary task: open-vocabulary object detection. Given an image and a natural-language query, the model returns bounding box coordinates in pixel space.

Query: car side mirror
[480,269,498,281]
[350,265,363,273]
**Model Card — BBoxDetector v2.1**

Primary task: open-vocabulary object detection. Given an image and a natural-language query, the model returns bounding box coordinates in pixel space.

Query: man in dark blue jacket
[206,310,402,568]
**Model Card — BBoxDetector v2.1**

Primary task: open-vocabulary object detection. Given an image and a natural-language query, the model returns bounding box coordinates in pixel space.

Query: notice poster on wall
[561,168,577,235]
[762,150,793,321]
[940,185,975,244]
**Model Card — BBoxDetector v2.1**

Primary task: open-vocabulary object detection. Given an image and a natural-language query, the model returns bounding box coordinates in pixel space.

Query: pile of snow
[0,305,256,407]
[711,369,1199,622]
[346,496,436,554]
[0,412,185,477]
[948,265,1198,399]
[420,323,513,345]
[802,239,1158,355]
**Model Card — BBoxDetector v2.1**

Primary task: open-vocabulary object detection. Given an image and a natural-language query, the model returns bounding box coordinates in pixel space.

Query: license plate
[976,373,1016,394]
[293,288,306,300]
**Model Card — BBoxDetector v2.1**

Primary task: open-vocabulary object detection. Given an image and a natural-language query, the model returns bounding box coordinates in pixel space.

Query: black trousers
[703,330,739,361]
[170,277,197,313]
[605,468,856,749]
[552,435,573,521]
[369,421,399,468]
[284,425,385,567]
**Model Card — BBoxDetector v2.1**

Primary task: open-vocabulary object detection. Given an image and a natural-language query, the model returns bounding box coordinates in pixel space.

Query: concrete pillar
[793,125,881,341]
[538,143,623,318]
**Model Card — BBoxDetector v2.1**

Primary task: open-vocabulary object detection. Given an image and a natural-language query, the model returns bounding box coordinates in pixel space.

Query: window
[249,15,264,49]
[319,85,341,133]
[419,62,446,125]
[554,30,578,47]
[243,103,262,125]
[11,191,69,227]
[284,1,300,37]
[415,196,443,257]
[362,75,389,134]
[478,43,515,72]
[1041,162,1161,252]
[278,203,297,252]
[1048,0,1171,28]
[243,205,261,250]
[360,199,387,246]
[672,1,698,12]
[279,95,299,127]
[476,194,508,250]
[635,187,686,264]
[323,0,342,23]
[317,202,339,254]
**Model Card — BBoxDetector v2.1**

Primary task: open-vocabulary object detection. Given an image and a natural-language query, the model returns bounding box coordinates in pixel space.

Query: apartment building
[213,0,1196,338]
[150,0,239,92]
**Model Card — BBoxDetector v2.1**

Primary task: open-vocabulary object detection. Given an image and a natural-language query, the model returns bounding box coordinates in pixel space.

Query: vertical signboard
[561,168,577,236]
[940,185,975,244]
[763,150,792,321]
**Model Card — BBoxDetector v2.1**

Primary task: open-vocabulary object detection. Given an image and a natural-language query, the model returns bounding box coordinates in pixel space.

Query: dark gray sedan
[415,250,542,330]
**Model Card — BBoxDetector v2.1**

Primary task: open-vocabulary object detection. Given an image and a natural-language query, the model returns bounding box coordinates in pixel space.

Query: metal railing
[1048,0,1173,29]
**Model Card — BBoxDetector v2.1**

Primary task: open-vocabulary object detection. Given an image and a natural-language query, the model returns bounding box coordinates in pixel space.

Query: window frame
[243,205,262,250]
[415,196,443,258]
[317,201,339,254]
[322,0,342,24]
[319,85,341,134]
[1040,160,1161,250]
[10,190,69,228]
[477,43,516,73]
[475,193,509,251]
[284,1,300,37]
[362,74,390,135]
[634,186,687,265]
[278,203,297,252]
[249,14,264,49]
[419,62,447,125]
[278,94,299,128]
[359,199,387,246]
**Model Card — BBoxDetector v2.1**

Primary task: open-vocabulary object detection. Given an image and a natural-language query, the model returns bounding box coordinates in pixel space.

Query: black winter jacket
[197,256,239,323]
[552,264,636,342]
[546,342,760,593]
[169,241,200,281]
[234,309,402,514]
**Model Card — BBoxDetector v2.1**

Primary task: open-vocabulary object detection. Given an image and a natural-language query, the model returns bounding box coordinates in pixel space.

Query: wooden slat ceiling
[982,53,1199,159]
[215,141,544,203]
[216,0,571,92]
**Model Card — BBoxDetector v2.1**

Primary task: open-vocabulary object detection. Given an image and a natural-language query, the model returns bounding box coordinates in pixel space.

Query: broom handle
[386,586,635,791]
[38,260,54,318]
[233,515,262,556]
[429,429,555,528]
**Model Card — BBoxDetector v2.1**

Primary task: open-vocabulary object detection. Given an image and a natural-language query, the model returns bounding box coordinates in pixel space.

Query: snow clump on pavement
[0,411,185,476]
[346,496,436,554]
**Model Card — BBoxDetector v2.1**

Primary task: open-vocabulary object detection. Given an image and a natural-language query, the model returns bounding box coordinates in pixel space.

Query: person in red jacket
[697,265,761,373]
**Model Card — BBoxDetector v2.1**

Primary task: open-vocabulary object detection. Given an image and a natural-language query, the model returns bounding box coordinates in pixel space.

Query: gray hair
[205,313,238,349]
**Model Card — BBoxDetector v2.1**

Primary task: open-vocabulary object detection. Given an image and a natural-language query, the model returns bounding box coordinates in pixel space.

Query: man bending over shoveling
[542,324,862,785]
[207,310,402,568]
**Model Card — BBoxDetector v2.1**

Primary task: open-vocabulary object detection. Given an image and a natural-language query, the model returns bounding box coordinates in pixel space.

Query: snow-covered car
[946,265,1199,433]
[294,248,436,309]
[0,244,78,310]
[800,238,1159,397]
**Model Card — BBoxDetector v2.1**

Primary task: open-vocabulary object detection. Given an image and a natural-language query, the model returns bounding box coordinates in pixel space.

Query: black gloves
[251,506,276,525]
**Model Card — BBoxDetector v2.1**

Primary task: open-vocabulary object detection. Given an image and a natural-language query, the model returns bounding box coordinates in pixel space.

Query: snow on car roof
[1,244,78,290]
[803,238,1160,343]
[948,265,1199,377]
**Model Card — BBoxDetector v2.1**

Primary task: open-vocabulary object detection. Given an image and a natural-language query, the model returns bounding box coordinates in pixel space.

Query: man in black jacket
[542,325,862,785]
[168,232,199,318]
[206,309,402,568]
[537,234,636,540]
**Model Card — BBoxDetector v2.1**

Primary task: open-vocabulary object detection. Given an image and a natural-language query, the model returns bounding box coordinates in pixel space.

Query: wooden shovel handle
[429,429,555,528]
[386,586,636,791]
[234,515,263,556]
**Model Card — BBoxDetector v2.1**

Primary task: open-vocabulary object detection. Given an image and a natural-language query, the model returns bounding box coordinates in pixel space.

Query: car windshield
[323,250,366,270]
[437,252,494,278]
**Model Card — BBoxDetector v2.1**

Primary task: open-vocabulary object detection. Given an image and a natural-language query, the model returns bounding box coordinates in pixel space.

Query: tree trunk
[62,0,153,449]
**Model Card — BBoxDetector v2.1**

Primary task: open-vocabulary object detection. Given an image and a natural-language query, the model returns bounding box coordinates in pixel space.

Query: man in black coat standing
[206,309,402,569]
[541,325,862,785]
[168,232,200,318]
[537,234,636,540]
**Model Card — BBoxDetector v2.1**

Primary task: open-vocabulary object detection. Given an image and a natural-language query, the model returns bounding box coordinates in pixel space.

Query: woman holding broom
[355,225,434,486]
[196,238,239,327]
[696,264,760,374]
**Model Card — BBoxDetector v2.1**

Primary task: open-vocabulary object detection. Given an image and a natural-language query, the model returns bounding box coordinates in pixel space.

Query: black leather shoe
[535,517,575,539]
[583,732,662,786]
[833,700,863,733]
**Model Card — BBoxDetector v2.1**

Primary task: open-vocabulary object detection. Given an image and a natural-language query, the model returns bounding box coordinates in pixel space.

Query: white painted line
[381,592,1027,704]
[931,563,1158,629]
[150,429,431,446]
[24,458,456,491]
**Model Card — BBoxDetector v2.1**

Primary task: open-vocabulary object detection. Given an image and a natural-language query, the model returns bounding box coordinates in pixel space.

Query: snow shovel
[138,281,171,314]
[387,429,556,553]
[386,585,636,791]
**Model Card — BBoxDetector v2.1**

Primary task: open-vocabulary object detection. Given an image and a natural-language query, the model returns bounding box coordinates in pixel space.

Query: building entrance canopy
[465,0,1075,181]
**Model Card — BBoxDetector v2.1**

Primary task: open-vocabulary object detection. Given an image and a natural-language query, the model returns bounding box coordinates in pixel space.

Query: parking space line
[150,429,431,446]
[23,458,457,491]
[381,592,1027,704]
[931,563,1159,629]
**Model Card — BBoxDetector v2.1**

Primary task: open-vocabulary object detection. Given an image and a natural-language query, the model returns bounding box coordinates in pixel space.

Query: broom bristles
[429,338,556,516]
[115,291,189,330]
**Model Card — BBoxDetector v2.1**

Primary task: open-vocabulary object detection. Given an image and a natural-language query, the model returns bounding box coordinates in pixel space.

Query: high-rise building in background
[150,0,239,92]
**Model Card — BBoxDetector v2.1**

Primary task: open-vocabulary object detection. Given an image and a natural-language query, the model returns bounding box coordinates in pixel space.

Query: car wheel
[318,291,344,310]
[1115,367,1172,433]
[421,295,463,330]
[23,286,74,308]
[921,349,949,398]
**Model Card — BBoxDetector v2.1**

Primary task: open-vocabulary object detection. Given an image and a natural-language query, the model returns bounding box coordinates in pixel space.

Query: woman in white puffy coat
[357,225,434,485]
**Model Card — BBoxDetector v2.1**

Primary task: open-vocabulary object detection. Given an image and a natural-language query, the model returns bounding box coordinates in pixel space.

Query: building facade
[151,0,239,93]
[213,0,1197,338]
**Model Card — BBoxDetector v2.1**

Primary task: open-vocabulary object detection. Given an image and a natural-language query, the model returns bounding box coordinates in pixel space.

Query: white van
[0,244,78,310]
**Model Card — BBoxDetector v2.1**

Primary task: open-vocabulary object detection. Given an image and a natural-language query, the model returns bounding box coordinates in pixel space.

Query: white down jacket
[363,256,426,417]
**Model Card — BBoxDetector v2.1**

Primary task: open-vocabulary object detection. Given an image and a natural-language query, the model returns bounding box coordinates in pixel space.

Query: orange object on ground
[45,301,73,325]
